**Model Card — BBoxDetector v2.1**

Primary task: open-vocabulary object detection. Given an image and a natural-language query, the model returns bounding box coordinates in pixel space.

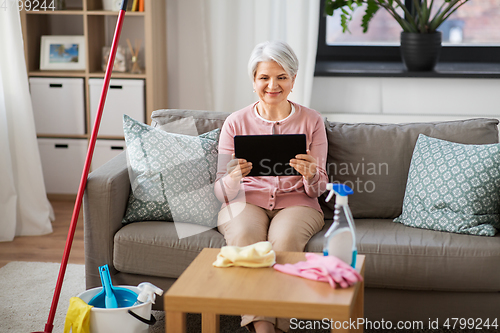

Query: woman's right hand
[227,154,252,181]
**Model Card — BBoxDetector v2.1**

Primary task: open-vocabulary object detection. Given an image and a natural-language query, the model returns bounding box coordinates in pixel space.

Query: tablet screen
[234,134,306,176]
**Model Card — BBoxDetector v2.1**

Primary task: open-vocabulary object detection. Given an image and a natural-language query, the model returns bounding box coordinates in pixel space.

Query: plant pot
[400,32,442,72]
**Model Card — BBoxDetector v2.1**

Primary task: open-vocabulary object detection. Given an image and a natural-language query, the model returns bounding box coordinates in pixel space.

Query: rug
[0,262,86,333]
[1,262,494,333]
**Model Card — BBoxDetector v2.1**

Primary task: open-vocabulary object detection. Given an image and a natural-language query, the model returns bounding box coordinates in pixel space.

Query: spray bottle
[132,282,164,306]
[323,183,357,268]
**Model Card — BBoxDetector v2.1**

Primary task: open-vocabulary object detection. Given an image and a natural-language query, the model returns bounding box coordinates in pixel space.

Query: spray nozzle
[136,282,164,305]
[325,183,354,204]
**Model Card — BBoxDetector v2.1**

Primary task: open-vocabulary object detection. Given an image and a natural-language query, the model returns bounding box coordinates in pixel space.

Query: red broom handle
[36,1,129,332]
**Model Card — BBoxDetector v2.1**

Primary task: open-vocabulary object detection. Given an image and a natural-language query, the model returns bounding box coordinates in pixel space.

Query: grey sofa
[84,109,500,324]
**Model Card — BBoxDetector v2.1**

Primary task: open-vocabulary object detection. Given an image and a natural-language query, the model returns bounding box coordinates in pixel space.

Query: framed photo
[40,36,86,71]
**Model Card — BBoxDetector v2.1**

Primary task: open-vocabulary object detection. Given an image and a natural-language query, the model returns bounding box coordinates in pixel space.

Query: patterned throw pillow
[394,134,500,236]
[122,115,221,227]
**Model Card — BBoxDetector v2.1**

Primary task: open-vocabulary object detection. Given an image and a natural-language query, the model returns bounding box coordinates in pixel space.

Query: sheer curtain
[0,8,53,241]
[167,0,320,113]
[205,0,320,112]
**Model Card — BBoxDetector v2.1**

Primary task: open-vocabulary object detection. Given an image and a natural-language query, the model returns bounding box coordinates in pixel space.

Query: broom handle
[40,1,129,332]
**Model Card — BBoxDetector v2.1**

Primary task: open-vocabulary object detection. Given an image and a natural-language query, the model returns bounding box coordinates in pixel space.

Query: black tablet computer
[234,134,306,176]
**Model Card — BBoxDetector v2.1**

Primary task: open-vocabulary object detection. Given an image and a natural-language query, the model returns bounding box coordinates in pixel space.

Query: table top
[164,248,365,319]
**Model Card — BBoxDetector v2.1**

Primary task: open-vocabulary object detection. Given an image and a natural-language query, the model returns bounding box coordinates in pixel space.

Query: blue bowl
[88,287,138,308]
[88,264,138,308]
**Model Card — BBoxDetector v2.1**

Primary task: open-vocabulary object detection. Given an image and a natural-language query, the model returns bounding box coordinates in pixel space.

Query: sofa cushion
[306,219,500,292]
[115,218,500,292]
[322,118,499,219]
[394,134,500,236]
[151,109,229,135]
[122,115,221,226]
[114,222,226,279]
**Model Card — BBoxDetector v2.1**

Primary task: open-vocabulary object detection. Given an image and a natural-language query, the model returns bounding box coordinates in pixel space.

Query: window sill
[315,61,500,79]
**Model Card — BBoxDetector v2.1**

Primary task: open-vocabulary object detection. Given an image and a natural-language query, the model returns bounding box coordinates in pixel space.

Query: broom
[33,0,129,332]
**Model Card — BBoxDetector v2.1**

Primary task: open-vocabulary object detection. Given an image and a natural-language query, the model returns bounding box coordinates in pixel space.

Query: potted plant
[325,0,471,71]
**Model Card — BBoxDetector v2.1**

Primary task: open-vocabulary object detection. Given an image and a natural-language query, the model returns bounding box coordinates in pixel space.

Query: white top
[253,102,296,123]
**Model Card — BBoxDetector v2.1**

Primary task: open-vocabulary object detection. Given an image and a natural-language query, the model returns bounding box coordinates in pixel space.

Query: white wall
[311,77,500,124]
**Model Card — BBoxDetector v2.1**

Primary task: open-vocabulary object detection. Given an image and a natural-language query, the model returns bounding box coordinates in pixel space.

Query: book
[131,0,138,11]
[139,0,144,12]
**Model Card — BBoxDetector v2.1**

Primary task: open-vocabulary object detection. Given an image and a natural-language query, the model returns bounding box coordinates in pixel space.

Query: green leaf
[361,0,380,33]
[325,0,335,16]
[325,0,349,16]
[340,13,351,33]
[413,0,426,32]
[347,0,354,11]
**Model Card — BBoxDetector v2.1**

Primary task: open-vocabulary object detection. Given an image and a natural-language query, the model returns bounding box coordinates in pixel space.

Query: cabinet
[38,138,88,194]
[20,0,167,195]
[89,78,145,136]
[29,77,86,135]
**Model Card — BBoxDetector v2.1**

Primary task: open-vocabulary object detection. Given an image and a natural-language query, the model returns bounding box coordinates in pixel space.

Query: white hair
[248,41,299,80]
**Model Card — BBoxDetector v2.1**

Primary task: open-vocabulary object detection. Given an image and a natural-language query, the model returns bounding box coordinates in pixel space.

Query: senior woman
[214,41,328,333]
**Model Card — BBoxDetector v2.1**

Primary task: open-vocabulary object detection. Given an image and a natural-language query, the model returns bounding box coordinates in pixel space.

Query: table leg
[202,312,220,333]
[166,311,186,333]
[330,279,364,333]
[352,279,364,332]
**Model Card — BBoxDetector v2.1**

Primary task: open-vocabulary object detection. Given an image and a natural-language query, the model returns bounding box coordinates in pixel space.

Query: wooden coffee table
[164,248,365,333]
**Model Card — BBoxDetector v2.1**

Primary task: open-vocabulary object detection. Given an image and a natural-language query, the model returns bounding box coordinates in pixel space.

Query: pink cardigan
[214,101,328,213]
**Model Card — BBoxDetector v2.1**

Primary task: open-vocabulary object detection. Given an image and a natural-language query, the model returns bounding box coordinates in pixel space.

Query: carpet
[0,262,85,333]
[1,262,494,333]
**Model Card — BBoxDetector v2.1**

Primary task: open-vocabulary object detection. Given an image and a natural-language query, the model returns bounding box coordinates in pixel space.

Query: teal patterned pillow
[122,115,221,227]
[394,134,500,236]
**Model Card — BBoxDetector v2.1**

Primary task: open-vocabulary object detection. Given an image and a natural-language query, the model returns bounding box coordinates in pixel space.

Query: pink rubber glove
[306,253,362,287]
[273,253,362,289]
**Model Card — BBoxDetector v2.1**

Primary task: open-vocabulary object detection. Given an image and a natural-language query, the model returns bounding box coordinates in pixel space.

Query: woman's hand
[227,154,252,181]
[290,150,317,182]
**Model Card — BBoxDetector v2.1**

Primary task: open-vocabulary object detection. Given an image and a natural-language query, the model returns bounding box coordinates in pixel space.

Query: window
[316,0,500,75]
[326,3,403,46]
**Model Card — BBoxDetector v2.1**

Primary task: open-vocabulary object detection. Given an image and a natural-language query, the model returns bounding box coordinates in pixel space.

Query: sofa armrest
[83,151,130,288]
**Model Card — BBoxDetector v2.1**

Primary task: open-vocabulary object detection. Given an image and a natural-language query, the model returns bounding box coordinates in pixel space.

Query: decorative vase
[400,32,442,72]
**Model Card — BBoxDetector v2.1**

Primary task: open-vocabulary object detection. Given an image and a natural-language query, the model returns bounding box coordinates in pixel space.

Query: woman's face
[253,61,295,107]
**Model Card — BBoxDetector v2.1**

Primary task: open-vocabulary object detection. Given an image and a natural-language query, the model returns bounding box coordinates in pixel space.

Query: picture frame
[40,36,86,71]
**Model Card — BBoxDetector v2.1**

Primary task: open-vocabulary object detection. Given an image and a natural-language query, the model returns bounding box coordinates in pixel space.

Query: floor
[0,200,84,269]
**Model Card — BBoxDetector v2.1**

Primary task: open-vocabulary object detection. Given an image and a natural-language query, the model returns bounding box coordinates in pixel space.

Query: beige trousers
[217,202,325,332]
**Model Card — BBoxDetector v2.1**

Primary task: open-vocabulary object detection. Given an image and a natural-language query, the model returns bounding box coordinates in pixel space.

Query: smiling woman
[213,40,329,333]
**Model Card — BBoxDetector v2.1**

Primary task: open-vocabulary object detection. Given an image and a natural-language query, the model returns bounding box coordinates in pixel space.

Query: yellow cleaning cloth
[64,297,93,333]
[213,241,276,268]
